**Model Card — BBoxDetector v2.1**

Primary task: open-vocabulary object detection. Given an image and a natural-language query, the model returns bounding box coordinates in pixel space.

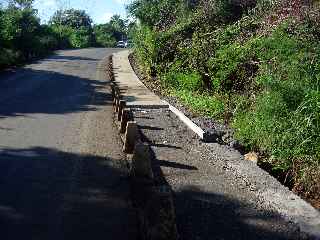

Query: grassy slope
[132,0,320,207]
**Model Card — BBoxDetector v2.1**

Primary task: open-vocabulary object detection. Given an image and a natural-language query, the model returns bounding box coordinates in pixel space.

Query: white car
[116,41,126,48]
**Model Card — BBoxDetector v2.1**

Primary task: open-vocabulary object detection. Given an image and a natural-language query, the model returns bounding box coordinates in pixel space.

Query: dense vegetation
[94,15,131,47]
[0,0,128,69]
[128,0,320,203]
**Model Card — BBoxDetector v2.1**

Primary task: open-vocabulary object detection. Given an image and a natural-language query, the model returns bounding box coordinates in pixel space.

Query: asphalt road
[0,48,138,240]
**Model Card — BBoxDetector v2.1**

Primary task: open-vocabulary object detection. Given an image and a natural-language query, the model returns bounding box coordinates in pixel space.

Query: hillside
[128,0,320,208]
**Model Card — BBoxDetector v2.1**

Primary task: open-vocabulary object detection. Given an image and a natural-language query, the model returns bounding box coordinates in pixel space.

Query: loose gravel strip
[133,108,308,240]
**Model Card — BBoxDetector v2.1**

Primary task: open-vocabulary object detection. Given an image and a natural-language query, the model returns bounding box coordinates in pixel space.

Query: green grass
[132,2,320,201]
[171,89,225,119]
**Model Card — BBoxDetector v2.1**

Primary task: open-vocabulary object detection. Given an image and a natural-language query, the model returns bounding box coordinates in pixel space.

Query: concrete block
[117,100,126,121]
[119,108,132,134]
[131,142,154,179]
[114,98,119,113]
[115,90,121,113]
[111,82,115,99]
[123,121,138,154]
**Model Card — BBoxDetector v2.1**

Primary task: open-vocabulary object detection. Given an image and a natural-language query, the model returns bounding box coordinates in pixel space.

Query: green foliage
[0,3,53,68]
[49,9,96,49]
[132,24,159,76]
[94,24,117,47]
[173,89,225,119]
[93,15,129,47]
[129,0,320,196]
[0,1,132,69]
[0,48,20,68]
[69,27,94,48]
[127,0,180,28]
[50,9,92,29]
[109,15,127,40]
[232,23,320,172]
[163,69,203,92]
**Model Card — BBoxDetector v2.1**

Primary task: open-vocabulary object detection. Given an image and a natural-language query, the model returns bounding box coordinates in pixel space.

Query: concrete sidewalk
[112,50,168,109]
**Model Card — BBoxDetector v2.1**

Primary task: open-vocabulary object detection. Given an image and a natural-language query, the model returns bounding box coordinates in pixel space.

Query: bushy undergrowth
[130,0,320,200]
[173,89,225,119]
[232,23,320,193]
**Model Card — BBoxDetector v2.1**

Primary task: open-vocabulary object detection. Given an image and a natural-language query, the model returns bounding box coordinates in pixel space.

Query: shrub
[173,89,225,119]
[69,27,93,48]
[232,22,320,187]
[132,25,159,76]
[0,48,20,69]
[163,70,203,91]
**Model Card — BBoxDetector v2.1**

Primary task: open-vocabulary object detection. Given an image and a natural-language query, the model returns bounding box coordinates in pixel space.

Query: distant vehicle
[116,41,126,48]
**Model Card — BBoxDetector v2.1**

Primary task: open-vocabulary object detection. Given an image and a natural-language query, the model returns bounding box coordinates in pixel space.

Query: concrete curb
[110,51,320,240]
[164,101,206,139]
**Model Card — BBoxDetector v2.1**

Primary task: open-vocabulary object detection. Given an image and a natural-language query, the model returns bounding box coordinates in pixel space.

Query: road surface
[0,49,138,240]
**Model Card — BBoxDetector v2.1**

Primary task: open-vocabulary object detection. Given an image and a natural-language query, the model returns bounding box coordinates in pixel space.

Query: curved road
[0,49,138,240]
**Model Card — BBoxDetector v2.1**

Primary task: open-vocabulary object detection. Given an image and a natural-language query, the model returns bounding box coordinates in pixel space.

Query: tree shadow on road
[0,146,138,240]
[45,55,101,62]
[0,67,112,119]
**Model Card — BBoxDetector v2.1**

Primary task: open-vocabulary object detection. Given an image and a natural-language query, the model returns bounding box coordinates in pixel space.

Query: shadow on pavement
[158,160,198,170]
[45,55,100,62]
[148,148,300,240]
[0,147,138,240]
[174,186,300,240]
[0,67,112,119]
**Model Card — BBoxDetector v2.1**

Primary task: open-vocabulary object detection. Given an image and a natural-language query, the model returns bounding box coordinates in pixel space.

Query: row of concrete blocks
[111,82,178,240]
[111,81,154,179]
[109,56,178,240]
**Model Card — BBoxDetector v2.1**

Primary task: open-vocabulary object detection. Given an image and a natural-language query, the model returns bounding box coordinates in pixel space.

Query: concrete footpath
[112,50,320,240]
[112,50,168,109]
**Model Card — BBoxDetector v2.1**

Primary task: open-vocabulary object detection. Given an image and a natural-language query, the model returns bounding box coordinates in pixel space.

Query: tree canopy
[0,2,131,69]
[50,9,93,29]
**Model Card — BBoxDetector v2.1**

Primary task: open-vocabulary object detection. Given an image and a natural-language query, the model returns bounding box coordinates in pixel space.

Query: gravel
[132,108,309,240]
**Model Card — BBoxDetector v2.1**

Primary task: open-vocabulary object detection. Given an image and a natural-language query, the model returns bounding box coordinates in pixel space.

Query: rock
[131,143,154,179]
[229,140,245,153]
[203,129,225,142]
[244,152,258,163]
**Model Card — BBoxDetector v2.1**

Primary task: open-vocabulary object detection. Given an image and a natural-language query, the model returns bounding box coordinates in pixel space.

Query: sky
[32,0,132,24]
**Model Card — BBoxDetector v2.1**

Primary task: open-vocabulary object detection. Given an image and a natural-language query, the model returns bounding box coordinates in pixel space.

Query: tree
[49,9,95,48]
[50,9,92,29]
[93,14,129,46]
[93,23,117,47]
[5,0,35,10]
[0,2,41,58]
[109,14,127,41]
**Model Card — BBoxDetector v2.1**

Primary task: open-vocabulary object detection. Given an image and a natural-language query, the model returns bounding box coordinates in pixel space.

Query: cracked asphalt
[0,48,138,240]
